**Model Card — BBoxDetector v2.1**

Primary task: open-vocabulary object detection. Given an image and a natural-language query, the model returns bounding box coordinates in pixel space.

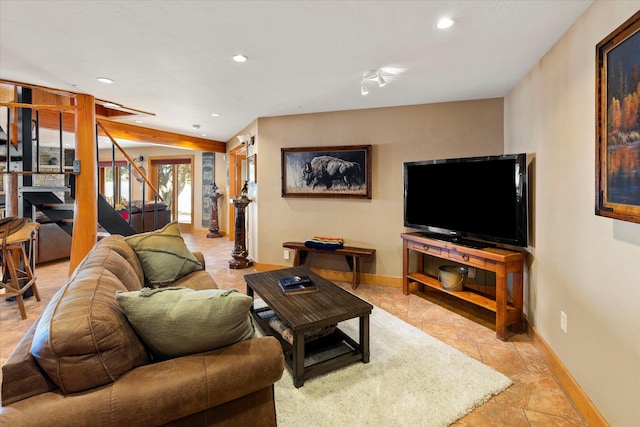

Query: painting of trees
[607,31,640,145]
[597,12,640,222]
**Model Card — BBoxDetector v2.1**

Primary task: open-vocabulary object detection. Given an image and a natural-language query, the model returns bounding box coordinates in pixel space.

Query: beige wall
[254,99,504,277]
[505,1,640,425]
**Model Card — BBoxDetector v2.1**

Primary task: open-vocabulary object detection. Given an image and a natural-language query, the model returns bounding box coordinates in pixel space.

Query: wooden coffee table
[244,267,373,388]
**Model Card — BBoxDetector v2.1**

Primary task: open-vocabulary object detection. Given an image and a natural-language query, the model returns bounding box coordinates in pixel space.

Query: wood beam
[94,99,155,118]
[0,101,77,111]
[35,110,75,133]
[69,93,98,274]
[96,121,164,201]
[0,83,16,102]
[1,80,226,152]
[97,119,226,152]
[21,111,225,153]
[0,79,77,98]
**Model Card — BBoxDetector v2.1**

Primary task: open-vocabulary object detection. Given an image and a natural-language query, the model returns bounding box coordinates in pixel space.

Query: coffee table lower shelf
[252,306,366,387]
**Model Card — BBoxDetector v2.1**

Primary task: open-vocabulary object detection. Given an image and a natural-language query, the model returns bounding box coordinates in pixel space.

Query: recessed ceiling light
[135,120,143,123]
[233,54,248,63]
[211,113,220,117]
[436,17,455,29]
[201,133,207,137]
[97,77,113,84]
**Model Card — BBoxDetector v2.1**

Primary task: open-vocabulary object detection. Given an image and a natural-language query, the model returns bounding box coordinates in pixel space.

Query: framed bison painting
[281,145,372,199]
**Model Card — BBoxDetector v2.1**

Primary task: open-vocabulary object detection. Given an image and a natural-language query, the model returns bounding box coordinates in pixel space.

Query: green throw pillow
[116,287,255,360]
[124,222,203,287]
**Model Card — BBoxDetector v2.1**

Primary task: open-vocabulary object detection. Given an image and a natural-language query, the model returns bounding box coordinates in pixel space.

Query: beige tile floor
[0,232,587,426]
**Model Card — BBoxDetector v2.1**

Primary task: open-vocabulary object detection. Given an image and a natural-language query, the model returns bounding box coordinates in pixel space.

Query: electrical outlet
[467,267,476,279]
[284,250,290,260]
[560,311,567,334]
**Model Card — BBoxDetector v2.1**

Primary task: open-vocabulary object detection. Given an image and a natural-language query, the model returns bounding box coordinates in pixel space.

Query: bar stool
[1,220,40,319]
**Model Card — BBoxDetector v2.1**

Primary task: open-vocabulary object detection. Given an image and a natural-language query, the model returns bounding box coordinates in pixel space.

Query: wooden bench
[282,241,376,290]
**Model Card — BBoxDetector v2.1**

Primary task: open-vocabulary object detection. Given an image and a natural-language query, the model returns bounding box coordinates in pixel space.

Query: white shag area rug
[267,305,513,427]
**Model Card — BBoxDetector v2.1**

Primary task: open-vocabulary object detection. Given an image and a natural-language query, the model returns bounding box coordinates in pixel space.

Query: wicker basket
[438,265,468,292]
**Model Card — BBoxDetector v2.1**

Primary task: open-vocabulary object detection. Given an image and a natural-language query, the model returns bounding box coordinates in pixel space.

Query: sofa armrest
[36,223,72,264]
[0,337,284,427]
[1,320,58,406]
[192,251,205,269]
[112,336,284,425]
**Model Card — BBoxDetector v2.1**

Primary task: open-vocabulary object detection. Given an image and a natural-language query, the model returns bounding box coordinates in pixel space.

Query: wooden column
[69,93,97,274]
[4,175,18,217]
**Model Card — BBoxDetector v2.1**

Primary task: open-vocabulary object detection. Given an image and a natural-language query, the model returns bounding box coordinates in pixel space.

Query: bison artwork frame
[281,145,372,199]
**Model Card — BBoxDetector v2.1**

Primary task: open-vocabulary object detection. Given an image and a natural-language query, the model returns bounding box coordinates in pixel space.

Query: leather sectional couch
[127,200,172,233]
[34,200,171,264]
[35,220,72,264]
[0,229,285,426]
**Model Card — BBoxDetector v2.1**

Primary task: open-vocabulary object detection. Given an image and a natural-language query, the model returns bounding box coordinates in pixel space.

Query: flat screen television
[403,153,528,247]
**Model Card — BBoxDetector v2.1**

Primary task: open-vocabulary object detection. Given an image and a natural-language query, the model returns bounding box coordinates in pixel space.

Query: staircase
[23,189,137,237]
[96,194,137,236]
[2,85,167,244]
[22,190,74,235]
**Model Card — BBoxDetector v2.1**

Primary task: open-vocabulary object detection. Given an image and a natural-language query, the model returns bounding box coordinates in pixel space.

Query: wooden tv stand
[401,232,526,341]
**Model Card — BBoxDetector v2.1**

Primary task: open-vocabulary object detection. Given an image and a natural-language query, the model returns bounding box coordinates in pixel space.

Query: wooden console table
[282,242,375,290]
[401,232,526,341]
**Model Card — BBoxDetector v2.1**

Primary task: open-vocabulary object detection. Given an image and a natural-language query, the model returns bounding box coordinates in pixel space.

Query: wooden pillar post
[69,93,97,274]
[5,174,18,217]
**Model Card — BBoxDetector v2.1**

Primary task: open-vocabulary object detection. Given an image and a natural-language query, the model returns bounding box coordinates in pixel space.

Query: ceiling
[0,1,593,145]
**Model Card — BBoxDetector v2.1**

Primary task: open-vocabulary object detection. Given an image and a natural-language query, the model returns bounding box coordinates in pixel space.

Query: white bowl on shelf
[438,265,468,292]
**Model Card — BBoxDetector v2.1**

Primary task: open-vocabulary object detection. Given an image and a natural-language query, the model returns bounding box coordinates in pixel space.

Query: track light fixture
[361,69,389,95]
[361,82,369,96]
[377,70,386,87]
[237,132,255,145]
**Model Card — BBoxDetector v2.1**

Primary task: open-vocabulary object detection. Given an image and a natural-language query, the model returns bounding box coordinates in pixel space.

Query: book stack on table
[277,275,318,295]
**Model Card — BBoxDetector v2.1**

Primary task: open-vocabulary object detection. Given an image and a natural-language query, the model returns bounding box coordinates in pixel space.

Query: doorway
[228,145,247,240]
[149,156,194,232]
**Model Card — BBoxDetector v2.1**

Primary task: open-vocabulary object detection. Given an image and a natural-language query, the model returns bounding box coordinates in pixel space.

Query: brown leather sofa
[34,200,171,264]
[128,200,172,233]
[35,221,72,264]
[0,234,284,426]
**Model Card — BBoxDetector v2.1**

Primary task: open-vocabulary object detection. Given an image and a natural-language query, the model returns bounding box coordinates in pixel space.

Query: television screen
[403,154,528,247]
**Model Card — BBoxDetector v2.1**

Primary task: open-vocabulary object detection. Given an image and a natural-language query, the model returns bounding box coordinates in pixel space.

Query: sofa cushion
[116,287,255,360]
[94,234,145,286]
[124,222,203,287]
[172,269,218,290]
[30,267,150,394]
[129,200,169,213]
[78,247,143,291]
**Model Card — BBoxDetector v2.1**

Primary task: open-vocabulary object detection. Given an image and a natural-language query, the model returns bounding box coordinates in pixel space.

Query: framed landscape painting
[596,10,640,224]
[281,145,372,199]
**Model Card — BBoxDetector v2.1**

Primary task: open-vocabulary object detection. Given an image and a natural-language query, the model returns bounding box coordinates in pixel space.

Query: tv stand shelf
[401,232,526,340]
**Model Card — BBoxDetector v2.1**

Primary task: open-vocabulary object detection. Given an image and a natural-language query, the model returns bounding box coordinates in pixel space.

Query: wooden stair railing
[96,120,163,203]
[96,120,168,232]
